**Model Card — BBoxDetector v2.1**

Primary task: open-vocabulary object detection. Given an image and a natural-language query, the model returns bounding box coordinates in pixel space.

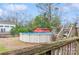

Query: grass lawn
[0,43,10,53]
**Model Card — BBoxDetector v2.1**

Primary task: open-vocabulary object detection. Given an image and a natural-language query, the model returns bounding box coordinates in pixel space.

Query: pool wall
[20,32,53,43]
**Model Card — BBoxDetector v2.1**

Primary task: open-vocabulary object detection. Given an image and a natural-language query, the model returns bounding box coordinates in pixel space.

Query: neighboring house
[0,20,16,33]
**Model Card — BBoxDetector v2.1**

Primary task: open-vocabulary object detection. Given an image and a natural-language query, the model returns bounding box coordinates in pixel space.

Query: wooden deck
[0,37,79,55]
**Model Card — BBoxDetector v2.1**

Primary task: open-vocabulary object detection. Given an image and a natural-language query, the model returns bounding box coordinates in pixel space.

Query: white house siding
[0,24,15,32]
[20,32,53,43]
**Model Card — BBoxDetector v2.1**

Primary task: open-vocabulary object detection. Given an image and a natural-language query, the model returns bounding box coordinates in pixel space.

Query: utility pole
[48,4,52,21]
[74,19,78,36]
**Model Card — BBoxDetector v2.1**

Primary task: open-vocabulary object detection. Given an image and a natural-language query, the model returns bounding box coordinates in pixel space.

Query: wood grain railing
[56,24,77,40]
[0,37,79,55]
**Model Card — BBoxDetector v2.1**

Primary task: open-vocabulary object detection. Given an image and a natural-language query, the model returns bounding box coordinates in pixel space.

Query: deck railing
[0,36,79,55]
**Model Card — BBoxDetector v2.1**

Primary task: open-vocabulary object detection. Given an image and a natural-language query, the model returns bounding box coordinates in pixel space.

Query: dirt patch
[0,37,40,50]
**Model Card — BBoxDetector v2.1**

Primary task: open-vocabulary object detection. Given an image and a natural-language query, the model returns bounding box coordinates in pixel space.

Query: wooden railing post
[74,22,79,55]
[76,40,79,55]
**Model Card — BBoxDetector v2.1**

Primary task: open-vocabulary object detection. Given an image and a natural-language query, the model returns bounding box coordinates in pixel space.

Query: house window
[0,25,3,27]
[1,28,5,32]
[5,26,9,27]
[1,28,3,32]
[3,28,5,32]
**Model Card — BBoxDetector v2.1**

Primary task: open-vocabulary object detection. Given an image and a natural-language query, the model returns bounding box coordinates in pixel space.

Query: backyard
[0,37,40,53]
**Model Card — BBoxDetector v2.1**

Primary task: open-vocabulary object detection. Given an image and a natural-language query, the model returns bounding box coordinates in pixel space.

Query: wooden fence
[0,37,79,55]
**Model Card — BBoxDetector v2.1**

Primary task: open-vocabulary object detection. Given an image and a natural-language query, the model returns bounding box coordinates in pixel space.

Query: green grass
[0,43,10,53]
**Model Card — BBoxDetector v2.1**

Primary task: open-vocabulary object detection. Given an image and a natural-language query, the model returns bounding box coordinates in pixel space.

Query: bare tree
[36,3,53,21]
[36,3,60,21]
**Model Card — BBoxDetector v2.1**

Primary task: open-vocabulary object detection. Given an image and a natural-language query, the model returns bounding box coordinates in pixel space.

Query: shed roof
[34,28,51,32]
